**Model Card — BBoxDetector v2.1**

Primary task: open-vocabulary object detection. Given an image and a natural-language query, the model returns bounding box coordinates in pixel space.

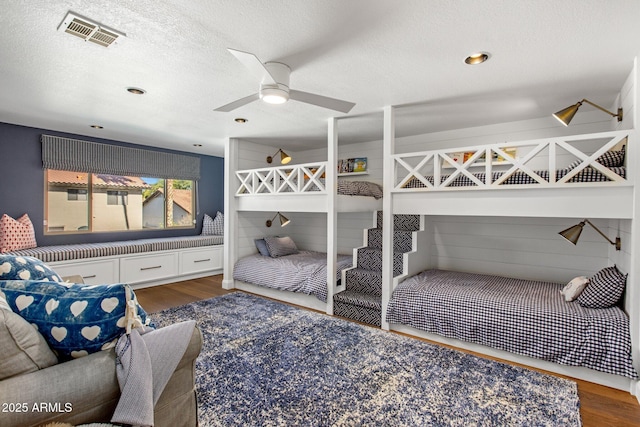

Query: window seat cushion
[4,235,224,263]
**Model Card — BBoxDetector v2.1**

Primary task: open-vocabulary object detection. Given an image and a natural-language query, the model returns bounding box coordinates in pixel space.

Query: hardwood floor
[135,275,640,427]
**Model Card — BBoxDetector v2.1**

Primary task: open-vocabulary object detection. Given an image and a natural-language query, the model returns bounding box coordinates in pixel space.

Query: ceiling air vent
[58,12,125,47]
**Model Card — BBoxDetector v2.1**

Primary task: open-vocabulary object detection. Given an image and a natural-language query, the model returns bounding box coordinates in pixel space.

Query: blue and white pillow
[576,265,627,309]
[264,236,298,258]
[0,280,151,360]
[0,255,62,282]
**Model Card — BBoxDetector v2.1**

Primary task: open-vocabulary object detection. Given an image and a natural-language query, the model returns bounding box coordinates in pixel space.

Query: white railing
[392,131,629,192]
[236,162,328,196]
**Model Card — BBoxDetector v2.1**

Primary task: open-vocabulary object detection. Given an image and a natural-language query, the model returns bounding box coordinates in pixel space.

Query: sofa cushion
[0,213,37,253]
[0,254,63,282]
[0,280,151,360]
[0,294,58,380]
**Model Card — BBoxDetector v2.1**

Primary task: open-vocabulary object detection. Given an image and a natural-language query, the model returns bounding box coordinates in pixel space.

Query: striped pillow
[264,236,298,258]
[211,212,224,235]
[202,213,216,235]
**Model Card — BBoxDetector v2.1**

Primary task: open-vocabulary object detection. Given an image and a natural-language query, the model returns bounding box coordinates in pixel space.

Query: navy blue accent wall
[0,122,224,246]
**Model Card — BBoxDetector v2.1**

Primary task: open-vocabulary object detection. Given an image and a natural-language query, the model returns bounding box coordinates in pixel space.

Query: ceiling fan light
[260,87,289,104]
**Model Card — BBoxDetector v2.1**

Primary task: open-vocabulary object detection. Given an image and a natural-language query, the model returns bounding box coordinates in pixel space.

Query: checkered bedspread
[403,166,626,188]
[385,269,637,378]
[233,251,352,302]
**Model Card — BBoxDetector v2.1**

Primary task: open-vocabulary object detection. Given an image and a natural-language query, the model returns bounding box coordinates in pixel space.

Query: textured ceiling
[1,0,639,157]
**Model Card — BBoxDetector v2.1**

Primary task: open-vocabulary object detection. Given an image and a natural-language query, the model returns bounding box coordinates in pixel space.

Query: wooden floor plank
[134,275,640,426]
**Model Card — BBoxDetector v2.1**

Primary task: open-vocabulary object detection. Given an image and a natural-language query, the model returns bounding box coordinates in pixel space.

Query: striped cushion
[264,236,298,258]
[5,235,223,263]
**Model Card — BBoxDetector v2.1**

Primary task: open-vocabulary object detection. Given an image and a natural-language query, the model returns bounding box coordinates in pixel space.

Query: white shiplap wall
[427,215,614,284]
[285,211,374,255]
[294,139,384,185]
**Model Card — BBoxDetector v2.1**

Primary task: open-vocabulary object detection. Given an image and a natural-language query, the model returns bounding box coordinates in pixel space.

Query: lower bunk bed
[385,268,638,389]
[233,245,353,312]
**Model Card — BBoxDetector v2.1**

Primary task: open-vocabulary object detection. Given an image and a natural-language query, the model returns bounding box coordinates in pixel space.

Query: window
[46,170,195,233]
[67,189,87,201]
[107,191,128,205]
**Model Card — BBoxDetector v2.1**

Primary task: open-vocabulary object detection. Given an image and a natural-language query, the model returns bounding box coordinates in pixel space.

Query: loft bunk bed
[226,133,384,312]
[235,161,383,213]
[390,130,632,219]
[381,126,638,391]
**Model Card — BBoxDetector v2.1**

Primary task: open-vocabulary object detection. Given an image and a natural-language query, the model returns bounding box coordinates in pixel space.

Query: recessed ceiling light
[127,87,146,95]
[234,118,248,123]
[90,125,103,129]
[465,52,490,65]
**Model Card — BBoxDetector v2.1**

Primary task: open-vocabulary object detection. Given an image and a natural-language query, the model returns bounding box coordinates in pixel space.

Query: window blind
[41,134,201,180]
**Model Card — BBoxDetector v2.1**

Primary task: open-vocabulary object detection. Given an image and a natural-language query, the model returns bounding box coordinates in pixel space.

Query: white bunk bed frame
[223,120,382,314]
[224,59,640,399]
[380,102,640,395]
[390,130,632,219]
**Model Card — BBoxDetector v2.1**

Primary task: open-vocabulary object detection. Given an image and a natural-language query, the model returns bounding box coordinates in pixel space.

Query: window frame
[44,171,195,235]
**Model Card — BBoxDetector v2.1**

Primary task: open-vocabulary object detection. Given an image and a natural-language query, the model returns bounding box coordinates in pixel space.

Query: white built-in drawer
[50,259,119,285]
[120,252,178,284]
[180,247,223,275]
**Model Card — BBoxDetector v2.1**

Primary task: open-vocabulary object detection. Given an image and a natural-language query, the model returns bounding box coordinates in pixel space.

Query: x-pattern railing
[392,131,628,192]
[236,162,327,195]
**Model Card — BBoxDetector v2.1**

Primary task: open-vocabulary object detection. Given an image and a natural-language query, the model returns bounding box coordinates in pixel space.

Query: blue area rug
[153,292,581,426]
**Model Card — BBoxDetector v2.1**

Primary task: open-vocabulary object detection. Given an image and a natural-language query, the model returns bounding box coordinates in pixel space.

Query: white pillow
[560,276,589,302]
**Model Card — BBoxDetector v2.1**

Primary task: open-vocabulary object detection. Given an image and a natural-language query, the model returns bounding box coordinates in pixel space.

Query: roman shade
[41,135,201,180]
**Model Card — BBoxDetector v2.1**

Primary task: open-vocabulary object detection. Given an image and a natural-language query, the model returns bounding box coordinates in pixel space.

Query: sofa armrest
[0,325,203,427]
[154,324,203,427]
[0,348,120,427]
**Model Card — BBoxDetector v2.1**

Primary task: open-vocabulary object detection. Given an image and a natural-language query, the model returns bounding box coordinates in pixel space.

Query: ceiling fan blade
[289,90,355,113]
[213,93,260,112]
[227,48,277,85]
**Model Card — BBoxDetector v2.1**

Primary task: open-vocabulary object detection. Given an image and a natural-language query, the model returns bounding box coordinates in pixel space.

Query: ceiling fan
[214,48,356,113]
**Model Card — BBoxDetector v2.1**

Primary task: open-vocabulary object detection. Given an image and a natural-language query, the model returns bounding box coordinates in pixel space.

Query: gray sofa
[0,315,202,427]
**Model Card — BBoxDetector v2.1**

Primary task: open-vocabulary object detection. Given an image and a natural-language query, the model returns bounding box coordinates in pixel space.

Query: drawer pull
[83,274,97,279]
[140,265,162,271]
[194,258,211,263]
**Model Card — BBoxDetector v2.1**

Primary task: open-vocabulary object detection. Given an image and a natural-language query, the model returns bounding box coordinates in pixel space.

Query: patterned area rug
[153,292,581,426]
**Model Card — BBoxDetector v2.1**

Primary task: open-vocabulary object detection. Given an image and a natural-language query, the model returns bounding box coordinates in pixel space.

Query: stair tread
[348,267,381,275]
[359,246,409,254]
[334,290,382,310]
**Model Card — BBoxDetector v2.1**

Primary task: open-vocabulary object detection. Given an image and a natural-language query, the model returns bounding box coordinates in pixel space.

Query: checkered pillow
[337,180,383,199]
[577,266,627,308]
[567,147,625,171]
[596,148,625,168]
[0,214,37,253]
